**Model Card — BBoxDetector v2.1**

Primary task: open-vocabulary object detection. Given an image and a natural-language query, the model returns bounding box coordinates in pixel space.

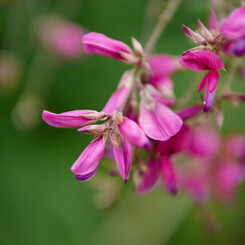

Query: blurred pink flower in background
[36,16,86,60]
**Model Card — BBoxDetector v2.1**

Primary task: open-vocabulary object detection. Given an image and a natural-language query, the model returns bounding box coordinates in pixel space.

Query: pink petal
[150,76,175,98]
[139,100,182,141]
[208,9,220,32]
[42,110,95,128]
[179,50,225,71]
[148,54,182,76]
[113,139,132,182]
[176,105,202,120]
[134,159,160,195]
[204,84,217,112]
[71,136,106,180]
[118,117,151,149]
[82,32,132,61]
[188,126,221,159]
[160,156,177,195]
[199,70,219,93]
[102,86,129,115]
[221,7,245,40]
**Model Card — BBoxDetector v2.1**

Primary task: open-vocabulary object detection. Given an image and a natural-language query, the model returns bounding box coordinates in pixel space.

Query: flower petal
[82,32,132,61]
[221,7,245,40]
[176,105,202,120]
[160,156,177,195]
[42,110,95,128]
[102,86,129,115]
[134,159,160,195]
[199,70,219,93]
[71,136,106,180]
[139,100,182,141]
[204,83,217,112]
[113,139,132,182]
[179,50,225,71]
[118,117,151,149]
[208,9,220,32]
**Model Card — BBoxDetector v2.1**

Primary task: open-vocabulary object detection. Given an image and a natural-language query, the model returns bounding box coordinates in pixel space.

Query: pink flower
[216,162,244,202]
[179,50,224,71]
[38,16,86,60]
[208,9,220,33]
[188,126,221,159]
[179,50,225,112]
[226,135,245,162]
[221,7,245,41]
[82,32,134,63]
[139,89,183,141]
[176,105,202,120]
[148,54,182,97]
[135,125,191,195]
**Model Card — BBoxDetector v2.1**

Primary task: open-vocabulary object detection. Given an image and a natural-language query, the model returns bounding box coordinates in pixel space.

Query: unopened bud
[78,124,108,134]
[132,37,144,57]
[80,111,107,120]
[197,19,214,43]
[182,25,207,45]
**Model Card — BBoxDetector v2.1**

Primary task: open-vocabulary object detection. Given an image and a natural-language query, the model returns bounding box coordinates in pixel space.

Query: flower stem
[144,0,182,55]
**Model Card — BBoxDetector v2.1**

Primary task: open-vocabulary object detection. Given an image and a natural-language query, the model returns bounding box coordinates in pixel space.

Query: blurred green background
[0,0,245,244]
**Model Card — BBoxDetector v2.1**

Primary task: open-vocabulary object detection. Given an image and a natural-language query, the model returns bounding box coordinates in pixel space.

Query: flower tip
[124,178,128,183]
[144,141,152,150]
[167,183,178,195]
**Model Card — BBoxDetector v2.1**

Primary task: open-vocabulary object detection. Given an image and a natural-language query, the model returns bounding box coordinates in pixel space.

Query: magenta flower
[221,7,245,41]
[38,16,86,60]
[82,32,135,63]
[135,124,191,195]
[148,54,182,97]
[139,88,183,141]
[179,50,225,112]
[176,105,202,120]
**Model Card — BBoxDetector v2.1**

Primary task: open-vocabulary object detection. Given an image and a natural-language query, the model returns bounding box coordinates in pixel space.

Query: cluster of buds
[42,4,245,207]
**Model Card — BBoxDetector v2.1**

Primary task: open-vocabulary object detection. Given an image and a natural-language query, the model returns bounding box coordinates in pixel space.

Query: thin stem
[223,58,240,94]
[144,0,182,55]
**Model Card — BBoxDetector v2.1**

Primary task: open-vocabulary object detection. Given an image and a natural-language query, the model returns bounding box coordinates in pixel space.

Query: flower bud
[131,37,144,57]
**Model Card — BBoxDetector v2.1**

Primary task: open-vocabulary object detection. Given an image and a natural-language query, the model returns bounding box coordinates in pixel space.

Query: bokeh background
[1,0,245,244]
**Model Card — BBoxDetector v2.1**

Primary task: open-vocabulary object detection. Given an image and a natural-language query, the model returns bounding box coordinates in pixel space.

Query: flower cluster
[42,4,245,205]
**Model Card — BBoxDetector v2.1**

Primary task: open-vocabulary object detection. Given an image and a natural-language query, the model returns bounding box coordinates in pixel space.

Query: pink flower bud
[182,24,207,45]
[208,9,220,33]
[78,124,109,135]
[82,32,134,63]
[176,105,202,120]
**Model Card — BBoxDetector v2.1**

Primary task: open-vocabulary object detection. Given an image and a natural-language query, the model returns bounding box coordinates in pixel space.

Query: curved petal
[42,110,95,128]
[102,86,129,115]
[176,105,202,120]
[118,117,151,149]
[199,70,219,93]
[113,139,132,182]
[134,159,160,195]
[71,136,106,180]
[204,84,217,112]
[179,50,225,71]
[208,9,220,32]
[139,100,183,141]
[82,32,132,61]
[160,156,177,195]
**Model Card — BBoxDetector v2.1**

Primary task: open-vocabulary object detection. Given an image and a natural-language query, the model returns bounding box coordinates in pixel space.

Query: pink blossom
[208,9,220,33]
[226,135,245,162]
[82,32,134,62]
[179,50,224,71]
[176,105,202,120]
[38,16,86,60]
[188,126,221,159]
[221,7,245,40]
[139,93,183,141]
[148,54,182,97]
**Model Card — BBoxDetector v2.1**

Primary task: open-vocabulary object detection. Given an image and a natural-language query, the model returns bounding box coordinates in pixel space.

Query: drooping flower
[179,50,225,112]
